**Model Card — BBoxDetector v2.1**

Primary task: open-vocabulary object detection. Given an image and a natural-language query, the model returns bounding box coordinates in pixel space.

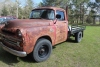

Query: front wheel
[32,38,52,62]
[75,31,83,43]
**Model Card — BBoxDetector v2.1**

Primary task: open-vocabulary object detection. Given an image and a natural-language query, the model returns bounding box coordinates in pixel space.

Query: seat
[41,11,48,19]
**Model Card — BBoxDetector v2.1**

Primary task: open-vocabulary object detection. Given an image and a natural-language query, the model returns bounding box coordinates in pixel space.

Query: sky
[11,0,42,7]
[16,0,95,7]
[90,0,95,2]
[34,0,42,4]
[1,0,96,7]
[33,0,42,7]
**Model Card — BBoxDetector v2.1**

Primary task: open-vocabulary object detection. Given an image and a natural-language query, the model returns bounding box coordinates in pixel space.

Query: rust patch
[22,26,56,54]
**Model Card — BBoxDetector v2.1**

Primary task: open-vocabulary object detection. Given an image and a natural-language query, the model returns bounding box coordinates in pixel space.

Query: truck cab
[30,7,68,44]
[0,7,85,62]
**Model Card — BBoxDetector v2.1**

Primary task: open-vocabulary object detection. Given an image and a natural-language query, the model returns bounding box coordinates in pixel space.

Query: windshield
[30,9,55,20]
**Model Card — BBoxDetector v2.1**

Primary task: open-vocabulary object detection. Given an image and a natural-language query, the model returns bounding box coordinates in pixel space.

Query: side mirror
[53,18,57,24]
[54,14,61,24]
[56,14,61,19]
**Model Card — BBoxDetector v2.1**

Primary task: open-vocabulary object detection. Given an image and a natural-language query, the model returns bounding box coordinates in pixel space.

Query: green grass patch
[0,26,100,67]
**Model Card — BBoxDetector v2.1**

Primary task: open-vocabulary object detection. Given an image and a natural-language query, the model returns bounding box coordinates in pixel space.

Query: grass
[96,22,100,24]
[0,26,100,67]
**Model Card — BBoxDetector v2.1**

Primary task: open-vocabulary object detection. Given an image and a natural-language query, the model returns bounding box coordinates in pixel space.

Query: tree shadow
[66,38,77,43]
[0,47,19,66]
[0,47,36,66]
[19,54,36,63]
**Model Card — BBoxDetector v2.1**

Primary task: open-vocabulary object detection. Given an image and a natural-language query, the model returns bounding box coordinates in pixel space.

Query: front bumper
[0,42,27,57]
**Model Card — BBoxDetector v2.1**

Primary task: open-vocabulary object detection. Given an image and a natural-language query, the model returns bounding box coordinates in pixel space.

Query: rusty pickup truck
[0,7,85,62]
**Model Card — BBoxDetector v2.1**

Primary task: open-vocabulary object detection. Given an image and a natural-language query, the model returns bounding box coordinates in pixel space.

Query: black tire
[32,38,52,62]
[82,31,84,37]
[75,31,82,43]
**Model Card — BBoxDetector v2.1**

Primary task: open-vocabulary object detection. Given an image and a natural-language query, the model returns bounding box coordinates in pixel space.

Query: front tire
[32,38,52,62]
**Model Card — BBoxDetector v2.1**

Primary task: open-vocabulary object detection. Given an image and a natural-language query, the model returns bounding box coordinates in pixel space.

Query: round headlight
[17,29,22,37]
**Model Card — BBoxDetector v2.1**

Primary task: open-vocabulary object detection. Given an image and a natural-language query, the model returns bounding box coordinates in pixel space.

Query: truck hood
[5,19,52,28]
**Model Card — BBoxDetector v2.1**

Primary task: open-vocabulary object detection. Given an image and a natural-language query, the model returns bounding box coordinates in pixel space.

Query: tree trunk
[93,16,95,25]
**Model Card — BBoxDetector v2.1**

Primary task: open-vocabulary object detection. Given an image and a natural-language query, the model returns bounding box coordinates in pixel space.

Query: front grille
[0,33,22,47]
[4,38,20,46]
[2,28,15,35]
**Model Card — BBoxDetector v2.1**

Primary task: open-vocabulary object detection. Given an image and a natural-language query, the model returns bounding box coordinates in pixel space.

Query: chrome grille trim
[0,33,22,46]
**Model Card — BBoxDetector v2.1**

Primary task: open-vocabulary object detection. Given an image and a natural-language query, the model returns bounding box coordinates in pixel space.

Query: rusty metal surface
[5,19,51,28]
[22,26,56,54]
[54,21,68,44]
[0,7,68,55]
[0,19,56,54]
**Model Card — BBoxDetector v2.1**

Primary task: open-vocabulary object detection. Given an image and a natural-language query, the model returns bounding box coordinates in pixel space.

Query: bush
[86,16,93,24]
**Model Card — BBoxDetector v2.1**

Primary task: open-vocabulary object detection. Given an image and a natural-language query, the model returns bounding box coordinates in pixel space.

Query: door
[54,10,68,44]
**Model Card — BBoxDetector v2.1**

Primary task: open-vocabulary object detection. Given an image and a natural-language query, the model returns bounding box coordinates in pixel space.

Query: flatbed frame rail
[68,25,86,34]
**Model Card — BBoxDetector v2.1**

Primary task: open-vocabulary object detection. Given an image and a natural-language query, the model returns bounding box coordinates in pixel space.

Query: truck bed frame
[68,25,86,37]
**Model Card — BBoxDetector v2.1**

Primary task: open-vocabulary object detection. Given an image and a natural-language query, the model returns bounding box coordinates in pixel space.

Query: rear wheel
[32,38,52,62]
[75,31,82,43]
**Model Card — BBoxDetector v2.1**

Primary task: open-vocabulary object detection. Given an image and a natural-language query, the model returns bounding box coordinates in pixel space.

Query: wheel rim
[38,45,49,58]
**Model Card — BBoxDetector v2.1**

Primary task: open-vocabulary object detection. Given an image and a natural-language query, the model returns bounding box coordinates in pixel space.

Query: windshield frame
[29,9,55,20]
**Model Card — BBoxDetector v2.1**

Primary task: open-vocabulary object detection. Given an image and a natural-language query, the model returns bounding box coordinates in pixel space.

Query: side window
[56,11,65,21]
[47,10,55,20]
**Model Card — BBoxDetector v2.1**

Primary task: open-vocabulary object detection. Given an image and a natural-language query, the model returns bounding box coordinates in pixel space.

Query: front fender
[22,26,55,54]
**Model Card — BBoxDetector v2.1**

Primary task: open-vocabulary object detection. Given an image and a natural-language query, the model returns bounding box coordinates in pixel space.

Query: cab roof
[33,7,65,11]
